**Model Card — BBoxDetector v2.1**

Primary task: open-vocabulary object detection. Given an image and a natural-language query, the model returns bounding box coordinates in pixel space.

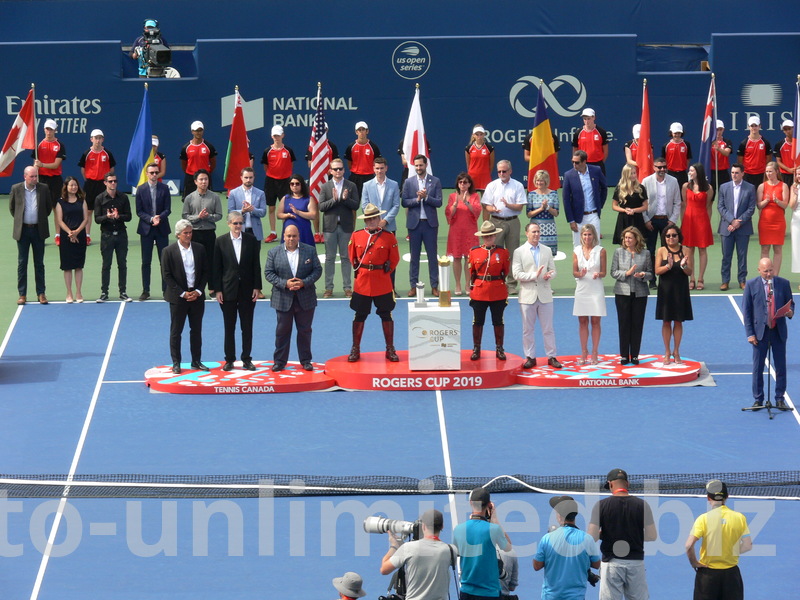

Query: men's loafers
[17,296,26,305]
[719,282,729,291]
[38,294,48,304]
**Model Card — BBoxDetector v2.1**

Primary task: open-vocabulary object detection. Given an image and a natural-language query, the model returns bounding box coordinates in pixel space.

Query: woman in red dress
[464,124,494,191]
[445,173,482,295]
[757,161,790,275]
[680,163,714,290]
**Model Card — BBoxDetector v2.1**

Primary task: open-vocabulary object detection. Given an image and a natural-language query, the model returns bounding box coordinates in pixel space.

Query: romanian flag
[636,81,654,181]
[527,85,559,191]
[223,88,250,191]
[126,85,154,187]
[0,87,36,177]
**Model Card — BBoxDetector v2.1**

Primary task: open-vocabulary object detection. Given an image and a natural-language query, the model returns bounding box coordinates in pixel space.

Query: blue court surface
[0,294,798,599]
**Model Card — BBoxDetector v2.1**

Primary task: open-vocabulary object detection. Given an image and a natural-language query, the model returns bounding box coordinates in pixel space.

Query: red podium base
[515,354,701,388]
[324,350,522,391]
[144,361,335,394]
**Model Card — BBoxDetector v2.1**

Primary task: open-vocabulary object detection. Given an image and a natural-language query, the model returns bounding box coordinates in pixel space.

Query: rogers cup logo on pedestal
[392,41,431,80]
[509,75,587,118]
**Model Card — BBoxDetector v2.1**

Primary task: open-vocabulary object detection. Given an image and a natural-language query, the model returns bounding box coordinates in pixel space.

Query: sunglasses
[665,233,678,238]
[330,167,344,171]
[230,221,243,225]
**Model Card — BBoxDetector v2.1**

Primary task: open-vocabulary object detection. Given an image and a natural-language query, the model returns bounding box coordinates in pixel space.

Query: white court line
[103,380,146,384]
[435,390,458,529]
[30,302,127,600]
[727,295,800,427]
[0,305,24,359]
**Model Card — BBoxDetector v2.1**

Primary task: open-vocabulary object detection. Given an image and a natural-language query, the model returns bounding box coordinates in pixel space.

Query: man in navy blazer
[264,223,322,372]
[562,150,608,247]
[401,155,442,295]
[227,167,267,241]
[742,258,794,409]
[718,163,756,290]
[135,162,172,300]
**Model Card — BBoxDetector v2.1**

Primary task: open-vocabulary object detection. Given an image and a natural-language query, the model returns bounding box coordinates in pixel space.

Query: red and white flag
[636,81,654,181]
[0,88,36,177]
[402,86,431,174]
[307,85,331,205]
[222,88,251,191]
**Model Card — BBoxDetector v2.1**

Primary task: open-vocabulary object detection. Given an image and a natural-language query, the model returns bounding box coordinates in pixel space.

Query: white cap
[152,135,159,146]
[44,119,58,130]
[473,125,487,134]
[716,119,725,130]
[747,115,760,127]
[670,122,683,134]
[632,124,641,138]
[581,108,595,117]
[90,129,104,138]
[190,120,204,131]
[271,125,284,136]
[781,119,794,129]
[355,121,368,130]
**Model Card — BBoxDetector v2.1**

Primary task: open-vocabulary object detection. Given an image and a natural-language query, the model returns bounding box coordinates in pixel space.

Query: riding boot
[471,325,483,361]
[382,320,399,362]
[348,321,364,362]
[494,325,506,360]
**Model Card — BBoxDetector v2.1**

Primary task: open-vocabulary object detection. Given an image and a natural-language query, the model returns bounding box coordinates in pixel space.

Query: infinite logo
[509,75,587,118]
[392,41,431,80]
[741,84,781,107]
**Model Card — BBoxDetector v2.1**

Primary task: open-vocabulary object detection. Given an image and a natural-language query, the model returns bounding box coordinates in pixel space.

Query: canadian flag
[0,89,36,177]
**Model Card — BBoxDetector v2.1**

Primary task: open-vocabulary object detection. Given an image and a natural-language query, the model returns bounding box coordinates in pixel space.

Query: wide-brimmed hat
[333,572,366,598]
[474,221,502,237]
[357,203,387,220]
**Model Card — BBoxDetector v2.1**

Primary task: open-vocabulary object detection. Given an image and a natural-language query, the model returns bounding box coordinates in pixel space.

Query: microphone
[768,278,774,299]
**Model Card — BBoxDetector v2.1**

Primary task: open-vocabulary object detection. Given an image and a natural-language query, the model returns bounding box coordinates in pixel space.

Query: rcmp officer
[347,203,400,363]
[468,221,510,361]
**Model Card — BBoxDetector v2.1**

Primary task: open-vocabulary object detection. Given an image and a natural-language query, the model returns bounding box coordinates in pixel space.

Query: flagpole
[31,83,38,163]
[710,73,719,196]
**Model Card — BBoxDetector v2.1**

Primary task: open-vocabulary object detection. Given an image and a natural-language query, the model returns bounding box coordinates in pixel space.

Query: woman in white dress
[789,166,800,290]
[572,223,607,365]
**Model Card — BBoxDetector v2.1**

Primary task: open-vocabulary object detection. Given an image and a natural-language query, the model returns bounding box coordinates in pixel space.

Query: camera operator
[453,487,512,600]
[533,495,601,600]
[379,509,456,600]
[130,19,170,78]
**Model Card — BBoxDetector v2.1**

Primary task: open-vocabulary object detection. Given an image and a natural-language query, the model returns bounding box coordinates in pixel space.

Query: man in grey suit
[212,211,262,372]
[318,158,360,298]
[264,223,322,372]
[718,163,756,290]
[9,166,53,304]
[641,157,681,288]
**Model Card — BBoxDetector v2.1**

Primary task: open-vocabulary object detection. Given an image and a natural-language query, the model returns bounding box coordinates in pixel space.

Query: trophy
[438,256,452,307]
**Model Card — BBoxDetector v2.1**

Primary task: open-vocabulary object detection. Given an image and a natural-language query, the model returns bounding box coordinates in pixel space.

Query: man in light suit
[318,158,360,297]
[10,166,53,304]
[212,211,262,372]
[718,163,756,290]
[401,154,442,296]
[361,157,401,233]
[227,167,266,242]
[512,223,562,370]
[642,156,681,288]
[562,150,607,247]
[743,258,794,410]
[135,162,171,301]
[162,219,210,374]
[264,223,322,372]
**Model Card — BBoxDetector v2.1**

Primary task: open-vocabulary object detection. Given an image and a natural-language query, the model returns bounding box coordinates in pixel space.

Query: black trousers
[693,565,743,600]
[100,230,128,294]
[470,299,506,326]
[140,230,169,293]
[615,293,647,359]
[219,291,256,361]
[274,296,315,364]
[169,297,205,364]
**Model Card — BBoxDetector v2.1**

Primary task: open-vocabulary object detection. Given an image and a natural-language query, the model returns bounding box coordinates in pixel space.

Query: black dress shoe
[522,357,536,369]
[222,361,235,371]
[301,361,314,371]
[751,401,764,411]
[621,358,630,366]
[190,361,210,371]
[495,346,506,361]
[631,357,640,365]
[776,399,788,409]
[271,362,286,372]
[172,363,181,374]
[548,357,563,369]
[470,346,481,361]
[348,346,360,362]
[385,346,399,362]
[242,360,256,371]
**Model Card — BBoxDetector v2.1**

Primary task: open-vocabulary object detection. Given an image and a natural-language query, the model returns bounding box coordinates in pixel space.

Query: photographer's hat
[549,495,579,520]
[706,479,728,501]
[469,486,491,504]
[357,203,386,220]
[603,468,629,490]
[332,572,366,598]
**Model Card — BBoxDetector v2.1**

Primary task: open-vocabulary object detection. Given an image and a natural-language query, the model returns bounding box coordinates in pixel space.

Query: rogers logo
[509,75,587,118]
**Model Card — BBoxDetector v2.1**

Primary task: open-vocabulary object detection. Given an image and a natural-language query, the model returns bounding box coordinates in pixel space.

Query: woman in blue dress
[278,174,317,246]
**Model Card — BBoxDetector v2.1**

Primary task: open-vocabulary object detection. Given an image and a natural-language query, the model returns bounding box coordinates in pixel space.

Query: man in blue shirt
[534,496,601,600]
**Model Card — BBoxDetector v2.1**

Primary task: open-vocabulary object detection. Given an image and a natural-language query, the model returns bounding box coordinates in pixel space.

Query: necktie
[767,281,775,328]
[151,185,157,216]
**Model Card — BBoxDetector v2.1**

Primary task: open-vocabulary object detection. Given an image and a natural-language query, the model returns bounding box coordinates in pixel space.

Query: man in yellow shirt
[685,480,752,600]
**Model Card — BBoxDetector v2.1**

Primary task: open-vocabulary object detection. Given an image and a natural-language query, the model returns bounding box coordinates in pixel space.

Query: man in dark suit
[135,162,171,301]
[401,154,442,296]
[742,258,794,410]
[211,211,262,371]
[318,158,360,298]
[162,219,210,374]
[9,166,53,304]
[718,163,756,290]
[264,223,322,372]
[562,149,608,247]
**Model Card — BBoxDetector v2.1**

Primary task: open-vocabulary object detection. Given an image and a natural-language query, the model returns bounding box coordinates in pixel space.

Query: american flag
[307,85,331,205]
